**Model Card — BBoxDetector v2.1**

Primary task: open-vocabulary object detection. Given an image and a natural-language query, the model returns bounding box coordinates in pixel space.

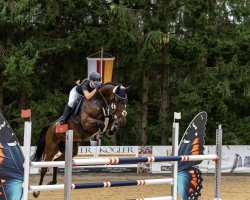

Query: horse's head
[97,83,130,134]
[111,85,129,126]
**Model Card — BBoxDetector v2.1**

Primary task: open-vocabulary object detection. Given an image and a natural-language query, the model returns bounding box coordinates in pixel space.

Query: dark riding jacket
[76,80,95,97]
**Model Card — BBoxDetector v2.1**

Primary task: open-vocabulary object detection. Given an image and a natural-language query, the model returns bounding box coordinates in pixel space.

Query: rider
[58,72,102,124]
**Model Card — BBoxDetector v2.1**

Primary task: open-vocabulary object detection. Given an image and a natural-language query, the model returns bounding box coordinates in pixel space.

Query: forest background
[0,0,249,146]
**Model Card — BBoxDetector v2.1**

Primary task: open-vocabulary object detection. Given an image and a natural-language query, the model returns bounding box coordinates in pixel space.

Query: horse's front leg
[84,117,105,141]
[84,116,105,130]
[106,119,119,137]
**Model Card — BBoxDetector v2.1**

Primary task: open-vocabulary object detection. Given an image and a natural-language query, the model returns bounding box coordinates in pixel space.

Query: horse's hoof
[48,181,57,185]
[106,131,114,138]
[111,125,118,132]
[33,191,40,198]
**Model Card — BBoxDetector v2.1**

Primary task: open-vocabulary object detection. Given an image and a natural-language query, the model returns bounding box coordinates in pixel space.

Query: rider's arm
[83,89,97,100]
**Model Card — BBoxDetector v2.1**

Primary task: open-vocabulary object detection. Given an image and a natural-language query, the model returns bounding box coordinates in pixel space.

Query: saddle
[70,97,92,139]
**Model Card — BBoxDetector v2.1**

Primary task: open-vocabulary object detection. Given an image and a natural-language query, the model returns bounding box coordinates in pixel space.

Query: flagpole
[100,47,103,145]
[101,47,103,82]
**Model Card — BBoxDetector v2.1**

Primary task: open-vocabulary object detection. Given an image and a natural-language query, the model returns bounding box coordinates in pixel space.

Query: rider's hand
[96,83,102,91]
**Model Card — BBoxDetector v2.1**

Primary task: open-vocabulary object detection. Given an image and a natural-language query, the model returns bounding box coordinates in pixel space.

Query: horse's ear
[117,85,121,93]
[124,85,131,93]
[113,85,121,94]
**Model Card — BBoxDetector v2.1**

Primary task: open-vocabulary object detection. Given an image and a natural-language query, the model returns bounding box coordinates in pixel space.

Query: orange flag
[21,109,31,118]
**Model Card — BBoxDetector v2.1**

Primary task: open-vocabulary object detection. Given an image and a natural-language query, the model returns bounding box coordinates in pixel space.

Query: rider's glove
[96,83,102,91]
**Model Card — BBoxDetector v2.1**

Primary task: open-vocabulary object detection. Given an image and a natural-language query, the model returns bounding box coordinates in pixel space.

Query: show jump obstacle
[22,112,222,200]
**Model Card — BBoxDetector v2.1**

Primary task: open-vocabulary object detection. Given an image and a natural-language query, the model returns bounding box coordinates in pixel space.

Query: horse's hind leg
[49,141,79,185]
[33,142,58,198]
[49,154,64,185]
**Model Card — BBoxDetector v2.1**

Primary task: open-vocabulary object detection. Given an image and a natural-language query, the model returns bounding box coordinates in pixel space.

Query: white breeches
[67,86,82,107]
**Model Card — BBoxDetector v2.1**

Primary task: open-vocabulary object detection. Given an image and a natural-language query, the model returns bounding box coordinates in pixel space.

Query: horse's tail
[31,124,50,161]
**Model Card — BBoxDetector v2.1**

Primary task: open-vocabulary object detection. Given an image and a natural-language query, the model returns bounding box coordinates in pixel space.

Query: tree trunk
[141,69,148,145]
[0,75,3,113]
[160,46,169,145]
[19,91,26,108]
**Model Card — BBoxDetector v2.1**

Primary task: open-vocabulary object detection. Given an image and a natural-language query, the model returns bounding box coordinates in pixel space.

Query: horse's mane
[103,82,121,86]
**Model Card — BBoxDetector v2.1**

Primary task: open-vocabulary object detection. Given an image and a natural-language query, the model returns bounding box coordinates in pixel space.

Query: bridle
[97,85,127,117]
[108,94,128,118]
[97,85,128,136]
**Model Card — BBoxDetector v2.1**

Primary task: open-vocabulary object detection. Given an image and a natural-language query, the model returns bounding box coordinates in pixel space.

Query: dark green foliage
[0,0,249,145]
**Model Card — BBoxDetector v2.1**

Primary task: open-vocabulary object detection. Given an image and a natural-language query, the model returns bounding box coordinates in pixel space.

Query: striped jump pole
[72,178,173,189]
[30,178,173,192]
[73,155,218,165]
[30,154,218,168]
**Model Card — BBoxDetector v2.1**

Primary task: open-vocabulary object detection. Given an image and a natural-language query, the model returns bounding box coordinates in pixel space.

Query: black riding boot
[58,105,72,124]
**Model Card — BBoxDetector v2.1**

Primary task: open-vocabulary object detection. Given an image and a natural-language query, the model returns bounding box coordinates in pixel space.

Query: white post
[171,112,180,200]
[100,47,103,78]
[22,121,32,200]
[64,130,73,200]
[214,125,222,200]
[90,140,101,146]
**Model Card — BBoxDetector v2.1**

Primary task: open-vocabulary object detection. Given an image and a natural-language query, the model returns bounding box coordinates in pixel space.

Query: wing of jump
[0,114,24,200]
[178,111,207,169]
[177,166,203,200]
[177,111,207,200]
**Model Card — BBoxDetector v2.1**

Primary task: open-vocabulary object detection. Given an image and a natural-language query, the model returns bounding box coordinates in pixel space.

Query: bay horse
[32,82,129,198]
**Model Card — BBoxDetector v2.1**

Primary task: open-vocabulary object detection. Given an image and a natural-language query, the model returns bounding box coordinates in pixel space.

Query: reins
[98,89,109,108]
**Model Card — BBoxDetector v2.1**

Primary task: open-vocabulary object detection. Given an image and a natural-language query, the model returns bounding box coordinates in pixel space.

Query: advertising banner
[152,146,173,173]
[66,146,138,173]
[137,146,153,173]
[207,145,250,173]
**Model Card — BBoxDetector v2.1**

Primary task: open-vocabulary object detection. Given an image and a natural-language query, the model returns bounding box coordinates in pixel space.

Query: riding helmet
[89,72,102,83]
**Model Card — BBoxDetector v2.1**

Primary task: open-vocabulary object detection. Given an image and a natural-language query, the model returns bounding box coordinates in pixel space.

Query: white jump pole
[214,125,222,200]
[29,184,64,192]
[171,112,180,200]
[64,130,73,200]
[22,121,32,200]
